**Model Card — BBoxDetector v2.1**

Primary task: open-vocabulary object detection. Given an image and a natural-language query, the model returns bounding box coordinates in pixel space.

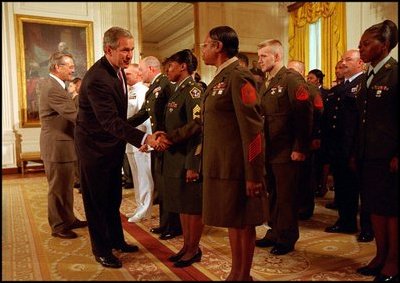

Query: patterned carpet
[2,174,376,281]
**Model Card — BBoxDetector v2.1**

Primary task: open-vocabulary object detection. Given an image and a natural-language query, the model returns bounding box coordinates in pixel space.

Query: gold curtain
[288,2,347,88]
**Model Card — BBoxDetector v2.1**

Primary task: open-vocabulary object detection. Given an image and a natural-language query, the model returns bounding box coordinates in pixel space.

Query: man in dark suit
[75,27,166,269]
[128,56,182,240]
[39,52,88,240]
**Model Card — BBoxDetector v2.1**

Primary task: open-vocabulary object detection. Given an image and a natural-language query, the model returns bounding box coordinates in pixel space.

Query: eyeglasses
[59,64,75,70]
[199,40,219,49]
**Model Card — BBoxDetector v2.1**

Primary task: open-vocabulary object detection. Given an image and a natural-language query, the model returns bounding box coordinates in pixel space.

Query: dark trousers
[265,161,300,247]
[330,159,359,229]
[80,154,126,257]
[153,152,181,233]
[298,153,315,217]
[122,153,133,185]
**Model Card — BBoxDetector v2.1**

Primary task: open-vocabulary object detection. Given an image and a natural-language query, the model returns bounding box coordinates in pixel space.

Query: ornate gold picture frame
[14,14,94,127]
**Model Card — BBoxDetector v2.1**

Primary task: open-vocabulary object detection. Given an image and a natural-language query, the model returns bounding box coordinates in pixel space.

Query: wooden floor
[2,171,376,281]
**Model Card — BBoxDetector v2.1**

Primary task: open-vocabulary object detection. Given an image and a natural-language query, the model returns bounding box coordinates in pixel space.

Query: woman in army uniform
[161,49,204,268]
[356,20,398,281]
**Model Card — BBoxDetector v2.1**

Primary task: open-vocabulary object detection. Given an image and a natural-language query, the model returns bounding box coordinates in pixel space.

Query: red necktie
[117,69,126,96]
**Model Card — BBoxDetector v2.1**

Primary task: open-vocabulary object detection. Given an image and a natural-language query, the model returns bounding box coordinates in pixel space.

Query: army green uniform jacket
[128,73,172,132]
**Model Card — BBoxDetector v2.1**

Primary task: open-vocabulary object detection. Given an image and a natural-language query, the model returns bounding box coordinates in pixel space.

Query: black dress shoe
[325,202,338,209]
[114,242,139,253]
[174,249,202,268]
[325,224,357,234]
[159,230,182,240]
[298,212,313,220]
[374,273,398,281]
[357,232,374,242]
[150,227,165,234]
[69,219,88,229]
[168,250,185,262]
[124,183,134,189]
[270,244,294,255]
[357,265,382,276]
[255,237,275,248]
[51,230,78,239]
[95,254,122,268]
[315,185,327,197]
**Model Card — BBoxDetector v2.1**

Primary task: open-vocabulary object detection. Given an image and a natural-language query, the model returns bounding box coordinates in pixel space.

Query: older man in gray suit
[39,51,87,239]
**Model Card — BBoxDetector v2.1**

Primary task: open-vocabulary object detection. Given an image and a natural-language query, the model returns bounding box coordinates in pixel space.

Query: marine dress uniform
[256,67,313,254]
[202,58,267,228]
[162,76,203,215]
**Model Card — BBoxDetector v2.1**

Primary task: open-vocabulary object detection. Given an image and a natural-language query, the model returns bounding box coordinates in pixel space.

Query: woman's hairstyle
[364,19,398,52]
[308,69,325,85]
[167,49,198,74]
[209,26,239,58]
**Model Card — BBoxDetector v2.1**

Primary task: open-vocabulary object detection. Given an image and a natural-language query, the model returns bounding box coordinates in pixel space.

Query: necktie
[264,75,272,89]
[117,69,126,95]
[367,70,374,88]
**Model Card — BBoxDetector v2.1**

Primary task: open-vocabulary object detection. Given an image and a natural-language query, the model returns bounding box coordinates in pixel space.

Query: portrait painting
[15,14,93,127]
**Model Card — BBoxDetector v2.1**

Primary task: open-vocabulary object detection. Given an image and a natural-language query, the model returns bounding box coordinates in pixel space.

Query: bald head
[341,49,364,78]
[287,60,305,77]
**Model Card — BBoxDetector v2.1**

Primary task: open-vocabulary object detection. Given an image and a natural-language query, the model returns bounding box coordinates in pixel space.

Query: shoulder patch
[241,82,257,105]
[313,94,323,109]
[295,85,309,101]
[190,87,201,99]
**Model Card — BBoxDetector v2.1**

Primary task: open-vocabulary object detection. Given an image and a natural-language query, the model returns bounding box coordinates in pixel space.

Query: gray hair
[103,26,133,52]
[142,56,161,70]
[48,51,73,72]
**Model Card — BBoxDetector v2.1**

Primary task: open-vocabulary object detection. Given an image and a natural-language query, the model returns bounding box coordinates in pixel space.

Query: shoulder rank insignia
[190,87,201,99]
[193,104,201,119]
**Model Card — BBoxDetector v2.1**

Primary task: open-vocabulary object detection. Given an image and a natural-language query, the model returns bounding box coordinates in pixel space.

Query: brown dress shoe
[51,230,78,239]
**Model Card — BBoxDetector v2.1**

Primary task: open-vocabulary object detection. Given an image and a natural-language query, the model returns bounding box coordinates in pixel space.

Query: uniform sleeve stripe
[248,133,262,162]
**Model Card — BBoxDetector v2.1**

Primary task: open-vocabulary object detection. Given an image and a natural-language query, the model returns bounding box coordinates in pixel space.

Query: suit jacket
[39,75,77,162]
[75,56,145,165]
[357,57,398,160]
[202,60,265,182]
[259,66,313,163]
[163,76,202,178]
[128,73,173,132]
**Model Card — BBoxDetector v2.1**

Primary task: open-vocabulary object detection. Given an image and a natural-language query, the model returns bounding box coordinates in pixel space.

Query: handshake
[143,131,172,152]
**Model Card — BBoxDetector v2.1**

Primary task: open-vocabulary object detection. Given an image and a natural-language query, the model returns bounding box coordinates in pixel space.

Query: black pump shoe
[173,249,202,268]
[357,265,382,276]
[168,250,186,262]
[374,273,398,281]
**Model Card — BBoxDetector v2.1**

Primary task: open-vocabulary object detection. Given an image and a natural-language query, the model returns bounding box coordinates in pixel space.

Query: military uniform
[127,73,181,233]
[357,57,398,216]
[202,59,267,228]
[298,82,324,219]
[162,76,203,214]
[258,66,313,250]
[326,73,366,232]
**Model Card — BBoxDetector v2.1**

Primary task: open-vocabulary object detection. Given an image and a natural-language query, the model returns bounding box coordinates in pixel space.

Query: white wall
[346,2,398,59]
